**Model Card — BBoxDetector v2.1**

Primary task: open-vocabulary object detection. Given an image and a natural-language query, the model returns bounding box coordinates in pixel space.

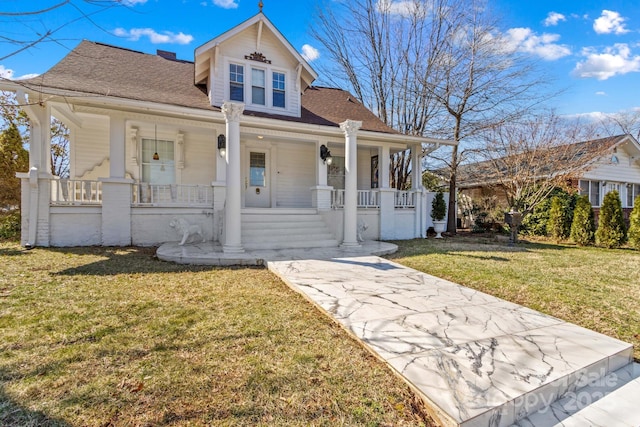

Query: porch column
[312,140,332,210]
[222,102,245,253]
[16,93,53,247]
[212,128,227,211]
[101,114,133,246]
[411,143,426,238]
[379,144,396,240]
[340,120,362,247]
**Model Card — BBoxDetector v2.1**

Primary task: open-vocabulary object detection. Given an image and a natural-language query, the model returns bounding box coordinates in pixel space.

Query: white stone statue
[357,219,368,242]
[169,217,205,245]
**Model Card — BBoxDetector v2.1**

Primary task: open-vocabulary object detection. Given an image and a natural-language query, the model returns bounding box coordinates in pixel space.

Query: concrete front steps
[241,209,339,250]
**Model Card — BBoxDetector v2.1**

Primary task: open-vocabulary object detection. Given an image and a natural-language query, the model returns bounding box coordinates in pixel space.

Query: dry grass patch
[0,242,432,426]
[389,235,640,361]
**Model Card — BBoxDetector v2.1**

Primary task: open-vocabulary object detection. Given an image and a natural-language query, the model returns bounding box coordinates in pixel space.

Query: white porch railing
[51,179,102,205]
[132,183,213,206]
[331,189,382,208]
[395,190,416,208]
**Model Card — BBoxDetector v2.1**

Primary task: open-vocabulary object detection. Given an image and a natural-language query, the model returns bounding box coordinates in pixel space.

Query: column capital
[221,101,245,123]
[340,119,362,136]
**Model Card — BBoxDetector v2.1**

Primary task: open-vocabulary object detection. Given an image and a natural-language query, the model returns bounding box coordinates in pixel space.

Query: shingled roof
[21,40,397,134]
[456,134,629,188]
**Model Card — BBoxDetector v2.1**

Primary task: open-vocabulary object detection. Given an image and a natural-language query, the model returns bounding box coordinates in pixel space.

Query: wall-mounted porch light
[218,134,226,157]
[320,144,333,165]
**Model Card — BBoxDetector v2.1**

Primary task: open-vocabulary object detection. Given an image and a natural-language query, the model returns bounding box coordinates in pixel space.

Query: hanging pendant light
[153,125,160,161]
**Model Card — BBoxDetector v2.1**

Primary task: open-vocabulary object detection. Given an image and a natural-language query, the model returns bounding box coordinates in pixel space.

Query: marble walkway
[267,256,638,427]
[157,242,639,426]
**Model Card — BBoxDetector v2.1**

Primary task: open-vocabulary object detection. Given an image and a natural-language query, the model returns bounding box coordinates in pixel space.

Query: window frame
[251,67,266,106]
[225,59,288,111]
[272,71,286,109]
[229,63,245,102]
[141,137,176,185]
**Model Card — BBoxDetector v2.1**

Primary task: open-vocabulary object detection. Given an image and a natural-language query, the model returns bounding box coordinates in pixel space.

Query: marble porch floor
[267,255,636,427]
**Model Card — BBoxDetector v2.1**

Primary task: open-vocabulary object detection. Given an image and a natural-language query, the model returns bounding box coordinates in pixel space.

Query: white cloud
[595,91,607,96]
[0,66,37,80]
[543,12,566,27]
[593,10,629,35]
[15,73,39,80]
[503,28,571,60]
[113,28,194,45]
[573,43,640,80]
[301,44,320,62]
[376,0,426,17]
[213,0,238,9]
[0,65,14,79]
[563,111,608,122]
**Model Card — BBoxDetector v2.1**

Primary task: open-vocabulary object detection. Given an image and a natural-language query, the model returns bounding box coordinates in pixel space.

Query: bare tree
[51,118,70,177]
[312,0,552,232]
[1,1,129,62]
[466,112,605,214]
[418,0,552,232]
[600,110,640,141]
[311,0,447,190]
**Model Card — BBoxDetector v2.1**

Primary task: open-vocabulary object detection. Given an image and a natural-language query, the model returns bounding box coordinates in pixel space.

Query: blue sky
[2,0,640,118]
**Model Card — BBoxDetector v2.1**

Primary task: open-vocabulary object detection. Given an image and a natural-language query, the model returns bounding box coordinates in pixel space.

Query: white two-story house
[6,11,454,251]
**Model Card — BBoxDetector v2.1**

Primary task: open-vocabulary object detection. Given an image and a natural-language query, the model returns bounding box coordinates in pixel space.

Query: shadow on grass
[0,382,71,427]
[0,245,28,257]
[42,246,232,276]
[388,235,575,259]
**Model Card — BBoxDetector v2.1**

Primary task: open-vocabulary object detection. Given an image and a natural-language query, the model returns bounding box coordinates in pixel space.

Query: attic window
[273,72,285,108]
[230,64,244,102]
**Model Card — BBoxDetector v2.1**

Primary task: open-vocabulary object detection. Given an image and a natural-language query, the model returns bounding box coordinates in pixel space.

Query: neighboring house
[3,11,454,250]
[457,134,640,224]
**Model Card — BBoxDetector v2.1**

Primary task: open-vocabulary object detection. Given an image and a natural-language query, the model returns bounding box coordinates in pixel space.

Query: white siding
[357,147,378,189]
[73,115,109,178]
[180,132,216,184]
[275,142,314,208]
[582,148,640,183]
[211,25,301,116]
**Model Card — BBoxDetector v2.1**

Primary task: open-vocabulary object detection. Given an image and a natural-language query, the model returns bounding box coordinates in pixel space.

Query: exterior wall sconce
[320,144,333,165]
[218,134,226,157]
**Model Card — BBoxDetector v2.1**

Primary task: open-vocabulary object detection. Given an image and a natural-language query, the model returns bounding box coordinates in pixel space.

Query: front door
[245,149,271,207]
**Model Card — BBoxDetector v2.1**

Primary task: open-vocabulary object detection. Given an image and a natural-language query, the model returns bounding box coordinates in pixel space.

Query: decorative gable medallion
[245,51,271,64]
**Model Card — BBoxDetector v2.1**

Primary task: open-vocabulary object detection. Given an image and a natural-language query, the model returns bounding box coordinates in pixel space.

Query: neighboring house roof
[19,40,397,135]
[456,134,636,188]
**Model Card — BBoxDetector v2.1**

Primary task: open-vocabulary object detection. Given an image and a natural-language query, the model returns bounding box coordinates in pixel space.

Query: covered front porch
[18,99,448,251]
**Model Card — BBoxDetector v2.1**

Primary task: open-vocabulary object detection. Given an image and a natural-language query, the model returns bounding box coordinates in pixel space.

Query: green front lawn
[0,243,431,427]
[2,235,638,426]
[388,235,640,361]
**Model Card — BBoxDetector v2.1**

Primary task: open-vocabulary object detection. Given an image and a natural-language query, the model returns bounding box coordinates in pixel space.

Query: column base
[223,244,245,254]
[340,241,361,248]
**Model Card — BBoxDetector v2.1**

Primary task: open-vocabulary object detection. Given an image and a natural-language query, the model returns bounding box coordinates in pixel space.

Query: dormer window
[273,72,285,108]
[229,64,244,102]
[252,68,266,105]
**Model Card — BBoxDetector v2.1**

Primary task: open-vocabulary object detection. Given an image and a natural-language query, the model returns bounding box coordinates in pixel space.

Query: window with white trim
[626,183,640,207]
[252,68,266,105]
[229,64,244,102]
[273,72,285,108]
[579,179,601,206]
[141,138,175,184]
